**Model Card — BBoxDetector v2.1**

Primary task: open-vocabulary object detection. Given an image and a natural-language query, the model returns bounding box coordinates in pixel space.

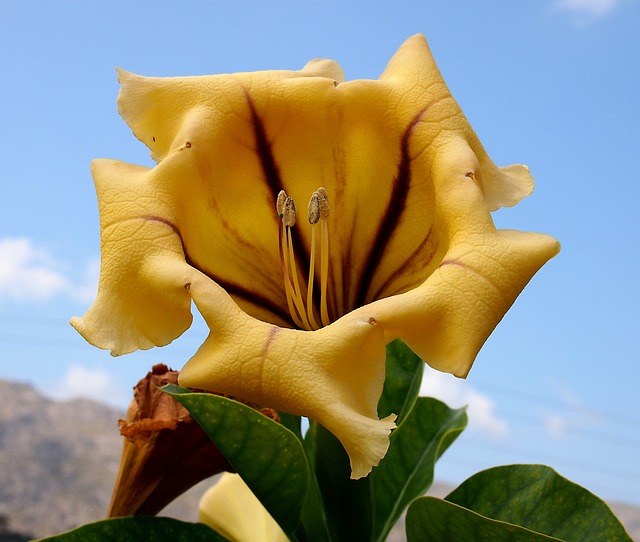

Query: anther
[276,190,287,218]
[317,187,329,200]
[317,187,330,219]
[283,197,296,228]
[308,192,320,225]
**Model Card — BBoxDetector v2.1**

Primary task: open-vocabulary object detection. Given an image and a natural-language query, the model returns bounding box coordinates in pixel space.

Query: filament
[320,218,330,327]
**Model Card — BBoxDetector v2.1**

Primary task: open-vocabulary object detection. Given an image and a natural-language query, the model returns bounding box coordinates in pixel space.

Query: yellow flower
[199,473,288,542]
[71,34,559,479]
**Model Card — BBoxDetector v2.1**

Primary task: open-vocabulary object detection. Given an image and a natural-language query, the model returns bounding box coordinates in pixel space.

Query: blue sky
[1,0,639,507]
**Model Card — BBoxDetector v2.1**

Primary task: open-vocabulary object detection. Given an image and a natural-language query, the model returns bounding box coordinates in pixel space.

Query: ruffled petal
[70,159,194,355]
[381,34,535,211]
[117,58,345,164]
[178,269,396,479]
[358,138,560,377]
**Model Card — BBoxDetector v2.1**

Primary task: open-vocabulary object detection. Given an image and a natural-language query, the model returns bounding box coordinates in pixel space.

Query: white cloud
[45,364,129,409]
[554,0,620,17]
[0,238,69,301]
[0,237,98,305]
[420,367,508,438]
[540,382,605,439]
[542,413,569,438]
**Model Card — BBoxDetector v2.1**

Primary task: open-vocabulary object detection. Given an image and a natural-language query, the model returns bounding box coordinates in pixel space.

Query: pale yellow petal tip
[484,163,536,211]
[69,312,187,357]
[301,58,345,83]
[347,413,397,480]
[199,473,288,542]
[483,164,535,211]
[379,33,435,81]
[69,314,126,356]
[115,66,131,83]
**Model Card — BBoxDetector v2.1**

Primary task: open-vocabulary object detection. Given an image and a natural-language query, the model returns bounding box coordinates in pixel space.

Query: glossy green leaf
[296,462,332,542]
[295,417,331,542]
[406,497,561,542]
[377,339,424,424]
[163,385,309,540]
[371,397,467,542]
[305,420,372,542]
[34,517,227,542]
[446,465,632,542]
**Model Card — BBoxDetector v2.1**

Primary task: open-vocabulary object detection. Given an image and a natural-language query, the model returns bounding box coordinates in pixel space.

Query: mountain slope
[0,379,205,539]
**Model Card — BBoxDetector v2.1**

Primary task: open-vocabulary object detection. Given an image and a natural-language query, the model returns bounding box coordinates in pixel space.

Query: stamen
[281,197,312,330]
[276,190,287,218]
[275,188,332,331]
[277,204,305,329]
[276,192,305,329]
[306,193,321,329]
[316,187,331,327]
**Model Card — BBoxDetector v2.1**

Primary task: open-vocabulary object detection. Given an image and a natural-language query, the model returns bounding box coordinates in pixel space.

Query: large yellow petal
[199,473,288,542]
[178,269,396,480]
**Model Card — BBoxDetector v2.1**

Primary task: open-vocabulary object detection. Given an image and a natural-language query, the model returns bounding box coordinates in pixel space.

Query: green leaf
[278,411,303,441]
[371,397,467,542]
[406,497,561,542]
[296,464,332,542]
[377,339,424,424]
[446,465,632,542]
[163,385,309,540]
[305,420,372,542]
[34,517,227,542]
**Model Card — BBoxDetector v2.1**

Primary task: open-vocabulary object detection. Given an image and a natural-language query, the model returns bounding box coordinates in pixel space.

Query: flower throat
[277,188,330,331]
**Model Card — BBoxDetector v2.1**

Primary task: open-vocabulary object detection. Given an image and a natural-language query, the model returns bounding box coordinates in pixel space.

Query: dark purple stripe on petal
[243,93,284,199]
[214,278,294,325]
[143,215,181,235]
[370,226,438,300]
[143,215,294,326]
[353,109,426,309]
[244,92,311,279]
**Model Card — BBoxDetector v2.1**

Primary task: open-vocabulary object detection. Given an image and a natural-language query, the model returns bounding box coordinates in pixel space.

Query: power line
[472,376,640,430]
[502,408,640,449]
[455,434,640,481]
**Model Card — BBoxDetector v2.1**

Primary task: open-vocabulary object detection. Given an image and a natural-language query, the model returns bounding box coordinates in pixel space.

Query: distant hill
[0,379,206,539]
[0,379,637,540]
